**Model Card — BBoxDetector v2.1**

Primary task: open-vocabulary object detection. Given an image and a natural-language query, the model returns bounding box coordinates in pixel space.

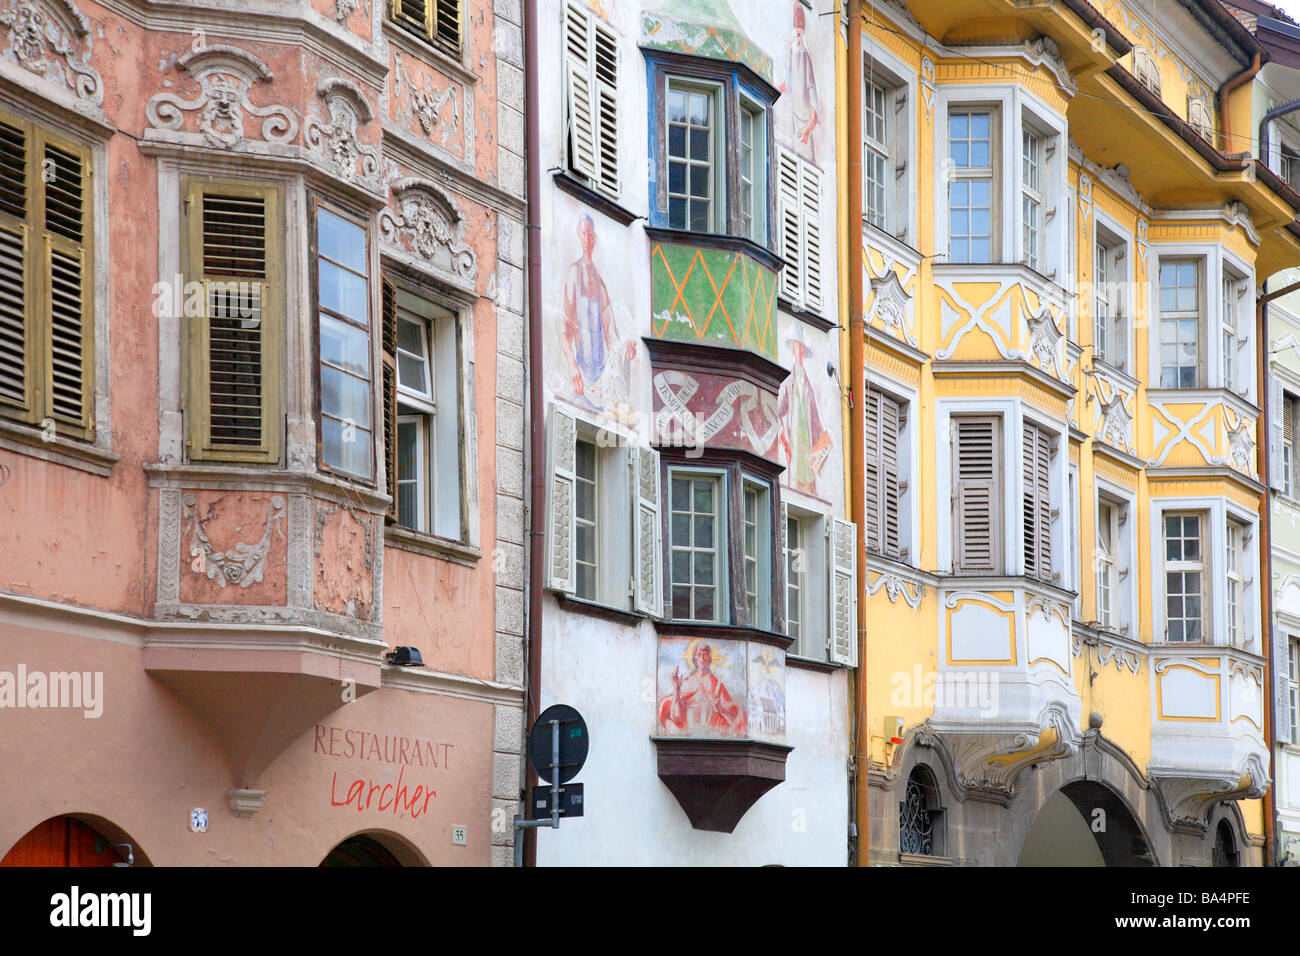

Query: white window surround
[1147,497,1260,650]
[861,40,916,246]
[865,368,918,568]
[1092,210,1134,373]
[934,397,1066,581]
[1147,242,1257,402]
[932,84,1066,277]
[1093,478,1137,636]
[667,464,730,623]
[784,501,831,662]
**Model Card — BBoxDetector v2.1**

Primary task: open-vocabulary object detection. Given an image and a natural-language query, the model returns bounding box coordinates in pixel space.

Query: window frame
[860,43,916,245]
[741,475,772,629]
[313,197,375,483]
[945,105,998,265]
[1020,125,1044,272]
[574,435,601,601]
[1157,256,1203,389]
[1162,510,1206,643]
[668,466,729,624]
[1092,217,1130,373]
[648,55,778,248]
[1289,636,1299,746]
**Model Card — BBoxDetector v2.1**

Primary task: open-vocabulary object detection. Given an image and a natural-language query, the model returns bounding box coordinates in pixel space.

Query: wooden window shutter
[779,499,789,626]
[591,16,619,198]
[547,405,578,593]
[1276,626,1293,744]
[563,2,599,185]
[432,0,462,57]
[863,389,881,552]
[1021,422,1052,580]
[1271,377,1286,492]
[382,278,398,522]
[185,180,281,463]
[42,138,92,436]
[630,444,663,616]
[393,0,429,37]
[881,395,901,558]
[0,117,30,417]
[777,148,802,303]
[952,417,999,573]
[800,161,823,313]
[829,517,858,665]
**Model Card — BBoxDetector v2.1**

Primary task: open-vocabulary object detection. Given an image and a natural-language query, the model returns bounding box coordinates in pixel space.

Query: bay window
[1163,512,1204,642]
[1158,259,1201,389]
[1226,520,1245,648]
[864,77,890,231]
[666,81,720,232]
[317,203,372,480]
[1096,500,1117,629]
[670,471,725,622]
[1020,127,1043,272]
[1094,232,1127,371]
[947,108,995,264]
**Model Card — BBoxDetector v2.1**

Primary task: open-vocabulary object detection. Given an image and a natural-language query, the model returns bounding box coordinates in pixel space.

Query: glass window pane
[321,415,372,476]
[318,208,366,272]
[319,260,369,324]
[320,314,370,377]
[321,365,371,423]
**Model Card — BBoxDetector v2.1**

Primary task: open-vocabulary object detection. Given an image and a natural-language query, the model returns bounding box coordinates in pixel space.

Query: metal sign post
[514,704,588,866]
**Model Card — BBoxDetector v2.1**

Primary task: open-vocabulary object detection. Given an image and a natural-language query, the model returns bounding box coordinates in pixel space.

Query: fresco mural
[545,207,644,418]
[777,3,823,165]
[651,370,782,455]
[657,637,748,737]
[747,646,787,740]
[777,324,832,497]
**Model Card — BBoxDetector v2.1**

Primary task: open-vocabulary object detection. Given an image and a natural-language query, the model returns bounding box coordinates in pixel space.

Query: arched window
[900,766,944,857]
[1133,47,1162,98]
[1187,96,1214,143]
[1212,820,1239,867]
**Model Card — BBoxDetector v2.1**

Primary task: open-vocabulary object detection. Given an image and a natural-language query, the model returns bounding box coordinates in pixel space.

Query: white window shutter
[547,405,578,593]
[778,148,802,303]
[779,500,789,632]
[1277,627,1292,744]
[863,389,881,553]
[1270,376,1285,491]
[953,418,999,573]
[563,2,599,183]
[591,19,620,198]
[882,395,901,559]
[800,162,823,313]
[630,444,662,616]
[830,517,858,666]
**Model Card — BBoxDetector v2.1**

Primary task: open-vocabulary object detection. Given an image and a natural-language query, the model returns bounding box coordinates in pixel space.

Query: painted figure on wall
[748,648,786,737]
[777,326,831,496]
[561,214,638,413]
[778,3,821,164]
[658,642,747,736]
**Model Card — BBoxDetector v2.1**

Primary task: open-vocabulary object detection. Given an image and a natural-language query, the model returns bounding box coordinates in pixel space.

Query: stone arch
[320,829,429,867]
[2,813,152,867]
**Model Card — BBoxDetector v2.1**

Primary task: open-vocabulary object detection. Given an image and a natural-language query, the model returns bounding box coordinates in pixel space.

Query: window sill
[383,19,476,87]
[1090,356,1137,390]
[0,418,118,477]
[552,171,639,226]
[554,592,647,626]
[777,296,836,333]
[642,226,785,275]
[653,618,794,651]
[786,654,840,673]
[384,525,481,566]
[898,852,955,866]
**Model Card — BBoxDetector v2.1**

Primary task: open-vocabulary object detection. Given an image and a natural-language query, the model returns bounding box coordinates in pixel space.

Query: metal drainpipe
[847,0,869,869]
[522,0,544,869]
[1218,52,1260,154]
[1260,100,1300,165]
[1259,286,1279,865]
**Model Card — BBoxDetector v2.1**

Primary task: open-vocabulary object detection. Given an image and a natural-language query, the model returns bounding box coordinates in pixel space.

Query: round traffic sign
[528,704,589,784]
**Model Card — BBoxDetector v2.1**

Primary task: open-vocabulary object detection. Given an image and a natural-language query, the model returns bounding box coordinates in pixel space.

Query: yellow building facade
[842,0,1300,865]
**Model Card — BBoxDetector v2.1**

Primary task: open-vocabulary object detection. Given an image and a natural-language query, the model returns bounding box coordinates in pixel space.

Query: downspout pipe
[1218,51,1261,154]
[1260,99,1300,167]
[522,0,544,868]
[1258,286,1279,866]
[847,0,869,869]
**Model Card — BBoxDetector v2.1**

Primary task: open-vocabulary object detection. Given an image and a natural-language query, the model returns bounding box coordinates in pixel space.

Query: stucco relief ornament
[1136,219,1149,270]
[1025,302,1063,378]
[395,53,458,146]
[1227,417,1255,474]
[868,269,915,346]
[145,45,299,149]
[0,0,101,102]
[1077,172,1093,231]
[306,78,380,185]
[867,570,924,609]
[333,0,359,21]
[1099,391,1133,451]
[183,493,286,589]
[1022,36,1076,95]
[379,178,477,281]
[920,55,936,124]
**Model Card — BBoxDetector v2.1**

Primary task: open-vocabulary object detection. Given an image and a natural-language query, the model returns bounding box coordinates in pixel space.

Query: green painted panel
[642,0,773,84]
[650,239,778,359]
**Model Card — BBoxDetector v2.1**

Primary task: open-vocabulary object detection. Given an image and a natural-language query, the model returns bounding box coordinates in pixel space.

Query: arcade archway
[320,830,428,867]
[2,814,147,867]
[1017,780,1156,866]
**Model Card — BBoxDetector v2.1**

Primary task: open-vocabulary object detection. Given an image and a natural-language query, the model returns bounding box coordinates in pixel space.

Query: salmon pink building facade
[0,0,526,866]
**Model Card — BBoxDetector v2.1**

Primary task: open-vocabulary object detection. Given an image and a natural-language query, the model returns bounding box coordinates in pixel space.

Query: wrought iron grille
[900,777,935,856]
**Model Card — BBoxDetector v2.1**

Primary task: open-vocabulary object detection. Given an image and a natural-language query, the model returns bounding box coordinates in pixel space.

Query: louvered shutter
[829,517,858,666]
[592,17,619,198]
[881,395,901,558]
[1021,423,1052,581]
[1277,626,1292,745]
[779,500,789,629]
[382,278,398,522]
[630,444,662,616]
[1271,376,1286,492]
[778,148,802,302]
[43,139,91,434]
[0,118,29,415]
[564,2,599,184]
[432,0,462,57]
[186,181,280,463]
[393,0,429,37]
[863,389,881,552]
[547,405,578,593]
[800,162,823,313]
[953,417,999,573]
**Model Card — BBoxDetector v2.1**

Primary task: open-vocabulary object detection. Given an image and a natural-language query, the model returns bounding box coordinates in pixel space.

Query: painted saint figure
[777,326,831,496]
[561,214,637,412]
[658,643,747,736]
[778,3,821,163]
